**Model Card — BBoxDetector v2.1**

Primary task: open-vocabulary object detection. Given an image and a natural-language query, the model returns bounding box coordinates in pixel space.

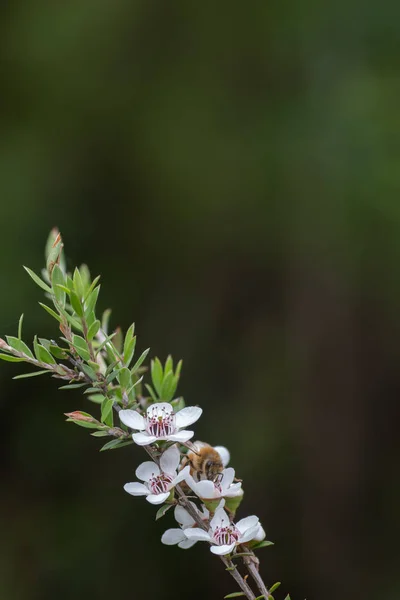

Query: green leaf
[269,583,281,593]
[0,354,25,362]
[57,305,83,331]
[284,596,291,600]
[58,383,87,390]
[151,357,163,395]
[145,384,158,402]
[81,363,98,381]
[252,540,274,549]
[123,336,136,368]
[101,397,114,425]
[13,369,49,379]
[85,285,100,316]
[224,593,246,598]
[131,348,150,374]
[18,313,24,340]
[88,360,100,372]
[73,267,84,299]
[66,419,101,429]
[118,367,131,390]
[160,370,177,402]
[171,397,185,412]
[49,344,68,359]
[90,430,110,437]
[87,320,100,341]
[70,291,83,317]
[87,393,105,404]
[52,264,66,307]
[84,275,101,302]
[99,439,133,451]
[71,335,91,362]
[255,596,266,600]
[33,336,56,364]
[155,504,174,520]
[101,308,112,334]
[5,336,34,359]
[94,332,116,354]
[23,266,52,293]
[38,302,62,323]
[124,323,135,346]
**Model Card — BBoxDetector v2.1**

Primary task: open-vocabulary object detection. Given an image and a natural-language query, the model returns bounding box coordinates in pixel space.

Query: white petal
[194,480,217,499]
[210,543,236,555]
[220,467,235,491]
[224,483,243,498]
[135,461,160,482]
[146,492,170,505]
[147,402,173,418]
[214,446,230,467]
[171,465,190,487]
[183,528,212,542]
[175,406,202,429]
[178,538,198,549]
[174,504,195,527]
[161,528,186,545]
[119,409,145,431]
[123,482,149,496]
[160,445,180,474]
[240,524,261,543]
[253,524,266,542]
[167,430,194,443]
[210,506,229,530]
[236,515,259,534]
[132,432,157,446]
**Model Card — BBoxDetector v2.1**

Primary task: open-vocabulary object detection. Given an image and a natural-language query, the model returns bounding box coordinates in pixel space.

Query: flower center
[213,521,240,546]
[148,472,174,495]
[146,406,176,437]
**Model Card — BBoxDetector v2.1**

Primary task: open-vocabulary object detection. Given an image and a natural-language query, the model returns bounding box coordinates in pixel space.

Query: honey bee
[182,441,230,483]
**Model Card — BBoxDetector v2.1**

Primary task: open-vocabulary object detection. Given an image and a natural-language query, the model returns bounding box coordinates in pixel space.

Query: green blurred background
[1,2,399,599]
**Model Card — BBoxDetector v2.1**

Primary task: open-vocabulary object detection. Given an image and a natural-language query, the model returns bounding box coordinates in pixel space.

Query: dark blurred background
[1,2,400,599]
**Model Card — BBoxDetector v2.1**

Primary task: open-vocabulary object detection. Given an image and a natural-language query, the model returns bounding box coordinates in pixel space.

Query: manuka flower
[119,402,202,446]
[161,502,209,549]
[185,466,243,500]
[183,503,260,555]
[123,446,190,505]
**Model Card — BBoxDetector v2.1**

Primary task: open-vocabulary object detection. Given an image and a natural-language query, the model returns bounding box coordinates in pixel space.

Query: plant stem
[243,553,269,599]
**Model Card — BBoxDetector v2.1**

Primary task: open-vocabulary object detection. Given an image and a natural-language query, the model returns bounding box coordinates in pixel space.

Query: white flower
[253,523,266,543]
[119,402,202,446]
[161,502,209,549]
[123,446,190,505]
[185,467,243,500]
[184,504,260,555]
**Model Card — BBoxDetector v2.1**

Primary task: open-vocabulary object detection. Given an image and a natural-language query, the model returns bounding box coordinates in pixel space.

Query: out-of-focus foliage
[1,2,399,600]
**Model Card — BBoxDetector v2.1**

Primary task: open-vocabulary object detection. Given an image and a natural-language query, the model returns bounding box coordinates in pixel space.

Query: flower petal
[161,528,186,545]
[224,483,243,498]
[160,445,180,474]
[171,465,190,486]
[119,409,145,431]
[135,461,160,482]
[146,492,170,505]
[210,506,229,530]
[220,467,235,491]
[178,538,198,549]
[147,402,173,418]
[210,543,236,555]
[240,524,261,543]
[123,482,149,496]
[214,445,230,467]
[183,529,212,542]
[132,432,157,446]
[175,406,202,429]
[193,480,216,499]
[167,430,194,443]
[236,515,259,534]
[253,524,266,542]
[174,504,195,527]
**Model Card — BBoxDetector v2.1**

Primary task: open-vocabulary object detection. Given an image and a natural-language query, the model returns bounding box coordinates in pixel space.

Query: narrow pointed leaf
[23,266,52,293]
[13,370,49,379]
[6,336,34,359]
